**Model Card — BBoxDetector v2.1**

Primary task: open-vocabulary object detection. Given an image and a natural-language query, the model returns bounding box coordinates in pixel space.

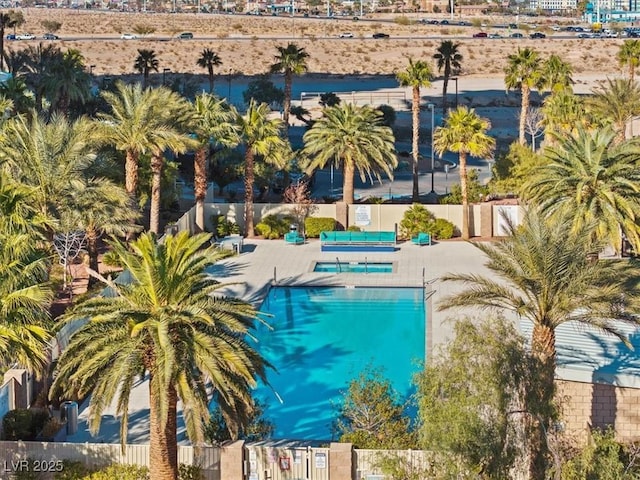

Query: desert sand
[5,8,628,80]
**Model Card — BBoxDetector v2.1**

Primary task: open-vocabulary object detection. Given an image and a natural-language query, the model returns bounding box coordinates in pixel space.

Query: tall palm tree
[0,77,34,115]
[396,58,433,202]
[0,232,51,375]
[504,47,544,145]
[23,43,63,113]
[433,40,462,115]
[541,90,589,138]
[97,82,177,205]
[433,106,495,240]
[0,113,95,230]
[235,99,286,237]
[147,89,195,235]
[438,208,640,479]
[618,39,640,82]
[524,127,640,254]
[542,54,573,93]
[587,78,640,142]
[196,48,223,94]
[191,93,238,232]
[303,102,397,205]
[50,232,270,480]
[44,49,91,116]
[0,13,16,71]
[0,172,49,237]
[269,43,309,132]
[134,49,159,89]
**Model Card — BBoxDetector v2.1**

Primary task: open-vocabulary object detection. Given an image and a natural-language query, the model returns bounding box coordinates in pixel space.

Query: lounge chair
[411,232,432,246]
[284,232,305,245]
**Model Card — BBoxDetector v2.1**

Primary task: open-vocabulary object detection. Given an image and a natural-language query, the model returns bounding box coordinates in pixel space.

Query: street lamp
[227,69,233,101]
[450,77,458,109]
[162,68,171,85]
[89,64,96,76]
[428,103,435,194]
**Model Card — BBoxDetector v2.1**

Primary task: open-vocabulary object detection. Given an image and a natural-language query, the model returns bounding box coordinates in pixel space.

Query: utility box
[60,401,78,435]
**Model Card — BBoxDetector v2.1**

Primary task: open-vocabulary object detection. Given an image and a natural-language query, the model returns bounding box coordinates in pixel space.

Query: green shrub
[305,217,336,238]
[399,204,436,239]
[211,215,240,237]
[54,460,94,479]
[431,218,455,240]
[178,464,204,480]
[85,464,149,480]
[346,225,362,232]
[2,408,50,441]
[254,215,293,239]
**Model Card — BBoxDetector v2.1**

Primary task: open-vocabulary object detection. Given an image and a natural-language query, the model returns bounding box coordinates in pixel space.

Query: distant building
[528,0,577,13]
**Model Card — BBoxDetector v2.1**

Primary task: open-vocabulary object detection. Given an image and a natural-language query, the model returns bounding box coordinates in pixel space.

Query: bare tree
[283,180,317,234]
[53,230,87,297]
[524,107,544,151]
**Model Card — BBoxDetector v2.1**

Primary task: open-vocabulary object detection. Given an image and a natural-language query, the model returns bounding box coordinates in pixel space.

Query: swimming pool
[253,286,425,440]
[313,261,394,273]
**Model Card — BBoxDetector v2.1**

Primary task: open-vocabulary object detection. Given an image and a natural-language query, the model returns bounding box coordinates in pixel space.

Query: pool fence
[0,440,435,480]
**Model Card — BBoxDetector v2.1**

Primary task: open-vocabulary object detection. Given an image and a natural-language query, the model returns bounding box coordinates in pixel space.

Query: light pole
[450,77,458,109]
[162,68,171,85]
[89,64,96,76]
[428,103,435,194]
[227,69,233,101]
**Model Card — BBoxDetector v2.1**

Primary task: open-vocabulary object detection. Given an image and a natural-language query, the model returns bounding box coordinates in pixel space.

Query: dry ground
[6,9,628,79]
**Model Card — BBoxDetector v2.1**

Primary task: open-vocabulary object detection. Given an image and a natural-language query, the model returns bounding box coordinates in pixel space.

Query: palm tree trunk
[86,228,100,289]
[194,146,207,233]
[143,70,149,89]
[125,150,139,198]
[149,380,179,480]
[519,86,530,145]
[530,322,557,480]
[343,161,355,205]
[208,65,214,93]
[149,153,163,235]
[442,63,450,116]
[0,28,5,72]
[411,85,420,202]
[459,152,470,240]
[244,149,255,237]
[283,71,292,132]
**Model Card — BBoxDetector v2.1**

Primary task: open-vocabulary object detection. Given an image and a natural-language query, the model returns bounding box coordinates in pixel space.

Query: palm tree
[303,102,397,205]
[196,48,223,94]
[269,43,309,132]
[50,232,270,480]
[0,13,17,71]
[0,232,51,375]
[0,113,95,230]
[433,106,495,240]
[587,78,640,142]
[504,47,544,145]
[433,40,462,115]
[134,49,159,89]
[541,90,589,138]
[23,43,63,113]
[147,88,194,235]
[191,93,238,232]
[524,127,640,254]
[438,208,640,479]
[0,77,34,115]
[542,54,573,93]
[618,39,640,82]
[396,58,433,202]
[235,99,286,237]
[44,49,91,116]
[0,172,49,237]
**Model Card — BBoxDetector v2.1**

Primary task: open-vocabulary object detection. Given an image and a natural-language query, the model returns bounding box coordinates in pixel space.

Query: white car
[339,32,354,38]
[120,33,138,40]
[16,33,35,40]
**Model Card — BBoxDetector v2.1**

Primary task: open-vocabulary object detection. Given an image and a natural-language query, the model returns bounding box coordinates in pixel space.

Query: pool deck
[212,237,493,350]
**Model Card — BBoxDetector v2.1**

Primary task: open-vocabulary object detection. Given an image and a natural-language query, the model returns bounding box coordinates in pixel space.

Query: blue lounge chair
[411,232,432,246]
[284,232,305,245]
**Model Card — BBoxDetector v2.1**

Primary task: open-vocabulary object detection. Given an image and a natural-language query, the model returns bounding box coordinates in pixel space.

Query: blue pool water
[253,286,425,440]
[313,262,393,273]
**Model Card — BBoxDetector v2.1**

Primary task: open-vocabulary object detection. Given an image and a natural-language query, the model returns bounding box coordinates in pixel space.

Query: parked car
[5,34,15,40]
[488,33,502,38]
[16,33,35,40]
[120,33,138,39]
[472,32,487,38]
[372,32,390,38]
[177,32,194,39]
[42,33,59,40]
[510,32,524,38]
[530,32,546,38]
[339,32,354,38]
